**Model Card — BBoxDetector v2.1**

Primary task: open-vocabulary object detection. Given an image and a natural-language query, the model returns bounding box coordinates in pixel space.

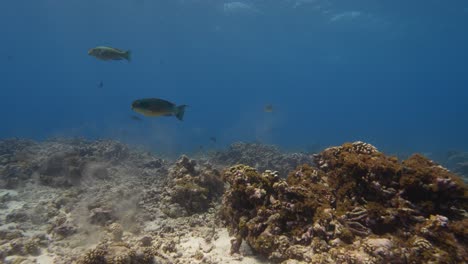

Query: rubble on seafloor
[0,138,466,264]
[0,138,262,264]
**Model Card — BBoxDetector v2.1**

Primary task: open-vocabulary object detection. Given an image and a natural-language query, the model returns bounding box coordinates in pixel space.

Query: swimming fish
[88,46,131,62]
[210,137,217,143]
[264,104,273,112]
[98,81,104,88]
[131,98,187,121]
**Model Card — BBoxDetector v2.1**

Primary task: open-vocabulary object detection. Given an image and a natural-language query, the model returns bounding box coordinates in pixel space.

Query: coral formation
[400,154,467,218]
[77,242,154,264]
[437,150,468,182]
[221,141,468,262]
[1,138,467,264]
[161,155,224,216]
[0,139,37,188]
[0,139,134,189]
[0,234,48,258]
[211,142,312,177]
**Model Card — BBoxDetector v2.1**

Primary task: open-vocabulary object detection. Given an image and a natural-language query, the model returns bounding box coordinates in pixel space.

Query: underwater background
[1,2,468,263]
[1,0,468,156]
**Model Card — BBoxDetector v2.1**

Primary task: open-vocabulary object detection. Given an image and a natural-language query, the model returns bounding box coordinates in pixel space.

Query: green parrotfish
[131,98,187,121]
[88,46,131,62]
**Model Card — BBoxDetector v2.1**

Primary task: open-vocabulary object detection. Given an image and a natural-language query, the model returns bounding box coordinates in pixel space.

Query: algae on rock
[221,141,468,263]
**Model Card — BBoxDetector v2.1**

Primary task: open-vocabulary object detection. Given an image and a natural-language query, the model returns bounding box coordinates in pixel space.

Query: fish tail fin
[175,105,187,121]
[125,50,131,62]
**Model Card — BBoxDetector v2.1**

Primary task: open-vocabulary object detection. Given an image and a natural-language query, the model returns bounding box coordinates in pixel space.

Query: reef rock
[433,150,468,182]
[89,207,116,226]
[39,151,87,187]
[0,139,136,189]
[162,156,224,216]
[0,139,37,188]
[221,141,468,263]
[77,242,154,264]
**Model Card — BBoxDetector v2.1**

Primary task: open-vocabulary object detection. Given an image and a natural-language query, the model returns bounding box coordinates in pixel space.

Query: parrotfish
[131,98,187,121]
[88,46,131,62]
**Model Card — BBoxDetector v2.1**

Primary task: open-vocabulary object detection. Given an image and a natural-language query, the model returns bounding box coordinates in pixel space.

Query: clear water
[1,0,467,156]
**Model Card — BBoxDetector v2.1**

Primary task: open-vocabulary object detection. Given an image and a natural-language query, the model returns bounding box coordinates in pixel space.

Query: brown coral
[164,156,224,216]
[221,142,468,262]
[400,154,468,218]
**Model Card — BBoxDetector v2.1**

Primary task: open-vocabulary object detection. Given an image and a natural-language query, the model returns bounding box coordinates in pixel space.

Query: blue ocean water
[1,0,467,156]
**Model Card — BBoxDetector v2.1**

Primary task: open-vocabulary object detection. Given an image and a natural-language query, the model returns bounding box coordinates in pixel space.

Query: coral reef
[0,139,37,188]
[221,141,468,263]
[0,233,48,259]
[1,138,156,189]
[0,138,171,263]
[160,155,224,217]
[437,150,468,181]
[77,242,154,264]
[400,154,467,218]
[1,138,254,264]
[1,138,466,264]
[38,151,107,187]
[211,142,312,177]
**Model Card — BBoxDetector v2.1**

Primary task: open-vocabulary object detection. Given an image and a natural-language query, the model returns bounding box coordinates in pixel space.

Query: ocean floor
[0,139,307,264]
[0,138,466,264]
[0,183,247,264]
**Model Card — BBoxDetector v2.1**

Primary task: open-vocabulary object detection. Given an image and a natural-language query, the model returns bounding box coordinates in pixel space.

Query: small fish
[88,46,131,62]
[131,98,187,121]
[130,115,143,121]
[98,81,104,88]
[209,137,217,143]
[7,55,13,61]
[264,104,273,112]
